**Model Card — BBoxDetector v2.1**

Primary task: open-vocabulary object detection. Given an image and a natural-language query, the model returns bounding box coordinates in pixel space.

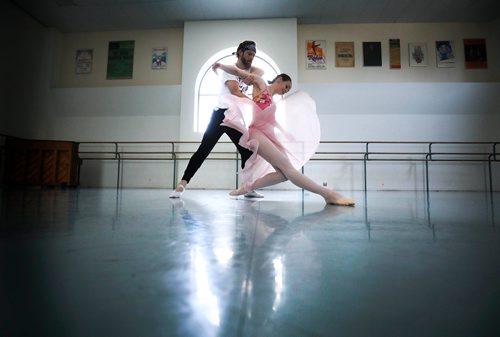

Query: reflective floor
[1,188,499,337]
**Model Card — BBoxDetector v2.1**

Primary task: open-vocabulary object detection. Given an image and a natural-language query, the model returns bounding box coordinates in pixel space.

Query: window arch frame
[194,48,281,133]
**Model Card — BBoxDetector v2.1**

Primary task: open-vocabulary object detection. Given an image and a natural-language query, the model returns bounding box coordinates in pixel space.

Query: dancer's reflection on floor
[168,198,353,337]
[240,202,353,336]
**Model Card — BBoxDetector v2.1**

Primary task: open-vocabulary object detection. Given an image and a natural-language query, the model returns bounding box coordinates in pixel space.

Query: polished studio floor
[1,187,499,337]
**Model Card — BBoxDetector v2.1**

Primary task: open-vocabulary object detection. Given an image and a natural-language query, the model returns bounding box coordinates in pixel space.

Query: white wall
[47,28,184,142]
[52,28,183,88]
[294,22,500,192]
[297,24,500,145]
[50,85,181,141]
[298,23,499,83]
[302,82,500,141]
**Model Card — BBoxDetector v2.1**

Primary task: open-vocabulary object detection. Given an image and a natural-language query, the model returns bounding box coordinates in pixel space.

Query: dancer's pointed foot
[229,183,251,197]
[325,191,355,206]
[244,190,264,198]
[169,184,185,198]
[328,197,355,207]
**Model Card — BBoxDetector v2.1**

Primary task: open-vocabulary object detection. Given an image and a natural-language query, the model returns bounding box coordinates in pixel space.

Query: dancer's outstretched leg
[252,171,287,189]
[245,132,355,206]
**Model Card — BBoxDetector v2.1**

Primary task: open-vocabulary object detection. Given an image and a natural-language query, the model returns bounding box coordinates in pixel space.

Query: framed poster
[107,40,135,79]
[306,40,326,70]
[152,47,167,69]
[75,49,93,74]
[464,38,487,69]
[335,42,355,67]
[435,40,456,68]
[409,43,428,67]
[389,39,401,69]
[363,42,382,66]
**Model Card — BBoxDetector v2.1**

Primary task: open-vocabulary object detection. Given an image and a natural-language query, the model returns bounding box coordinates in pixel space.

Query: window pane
[198,95,219,133]
[199,70,221,95]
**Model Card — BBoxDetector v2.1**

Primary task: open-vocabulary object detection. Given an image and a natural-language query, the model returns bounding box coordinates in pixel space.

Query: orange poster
[306,40,327,70]
[389,39,401,69]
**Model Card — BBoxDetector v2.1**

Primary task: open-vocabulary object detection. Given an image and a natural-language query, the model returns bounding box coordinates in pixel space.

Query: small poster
[435,40,456,68]
[152,47,167,69]
[389,39,401,69]
[306,40,327,70]
[409,42,428,67]
[335,41,355,67]
[107,40,135,79]
[464,38,487,69]
[75,49,93,74]
[363,42,382,67]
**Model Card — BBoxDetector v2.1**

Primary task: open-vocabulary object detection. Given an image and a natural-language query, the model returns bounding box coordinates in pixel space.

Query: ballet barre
[75,140,499,193]
[311,141,499,195]
[77,141,241,189]
[0,134,497,192]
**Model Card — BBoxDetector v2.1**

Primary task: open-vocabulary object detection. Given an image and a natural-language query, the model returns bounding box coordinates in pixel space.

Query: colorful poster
[152,47,167,69]
[435,40,456,68]
[408,42,428,67]
[363,42,382,67]
[389,39,401,69]
[464,38,487,69]
[335,42,355,67]
[75,49,93,74]
[306,40,327,70]
[106,40,135,79]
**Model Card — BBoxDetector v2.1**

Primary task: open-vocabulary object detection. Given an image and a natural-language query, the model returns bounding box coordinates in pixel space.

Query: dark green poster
[107,40,135,79]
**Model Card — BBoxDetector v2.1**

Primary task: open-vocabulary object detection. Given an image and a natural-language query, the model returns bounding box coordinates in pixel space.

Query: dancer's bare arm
[212,63,266,93]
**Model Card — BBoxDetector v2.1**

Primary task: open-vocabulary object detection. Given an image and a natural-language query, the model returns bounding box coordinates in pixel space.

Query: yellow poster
[335,42,355,67]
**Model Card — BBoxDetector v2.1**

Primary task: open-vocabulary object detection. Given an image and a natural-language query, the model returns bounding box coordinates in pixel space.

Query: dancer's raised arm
[212,62,266,92]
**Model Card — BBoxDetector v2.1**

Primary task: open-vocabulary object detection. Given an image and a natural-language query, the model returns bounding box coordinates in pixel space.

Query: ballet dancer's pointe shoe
[328,197,355,207]
[244,190,264,198]
[169,184,185,198]
[326,193,355,206]
[229,183,250,197]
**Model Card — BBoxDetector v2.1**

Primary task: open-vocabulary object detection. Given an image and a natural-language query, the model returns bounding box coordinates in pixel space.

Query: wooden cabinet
[6,139,79,187]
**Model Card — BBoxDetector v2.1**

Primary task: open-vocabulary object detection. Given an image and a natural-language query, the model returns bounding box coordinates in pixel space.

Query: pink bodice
[252,89,273,110]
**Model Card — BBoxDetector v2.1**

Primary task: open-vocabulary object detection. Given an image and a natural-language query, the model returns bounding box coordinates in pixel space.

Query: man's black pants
[181,108,253,183]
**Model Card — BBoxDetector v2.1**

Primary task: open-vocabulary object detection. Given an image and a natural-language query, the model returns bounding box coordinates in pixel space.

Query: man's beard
[241,57,252,69]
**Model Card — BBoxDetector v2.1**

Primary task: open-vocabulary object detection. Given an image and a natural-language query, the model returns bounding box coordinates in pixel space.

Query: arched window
[194,48,280,133]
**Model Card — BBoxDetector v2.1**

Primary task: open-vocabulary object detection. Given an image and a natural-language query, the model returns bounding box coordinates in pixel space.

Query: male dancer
[170,40,264,198]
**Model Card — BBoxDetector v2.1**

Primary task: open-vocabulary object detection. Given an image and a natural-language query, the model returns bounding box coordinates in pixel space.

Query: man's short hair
[236,40,256,54]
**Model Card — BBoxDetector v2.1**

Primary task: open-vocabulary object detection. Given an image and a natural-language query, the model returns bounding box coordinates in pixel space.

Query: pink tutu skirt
[219,90,320,187]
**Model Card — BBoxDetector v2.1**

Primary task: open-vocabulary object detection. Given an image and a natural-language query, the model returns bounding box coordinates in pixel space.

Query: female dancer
[212,63,355,206]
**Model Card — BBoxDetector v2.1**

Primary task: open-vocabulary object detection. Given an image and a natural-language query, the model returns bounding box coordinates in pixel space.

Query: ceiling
[11,0,500,33]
